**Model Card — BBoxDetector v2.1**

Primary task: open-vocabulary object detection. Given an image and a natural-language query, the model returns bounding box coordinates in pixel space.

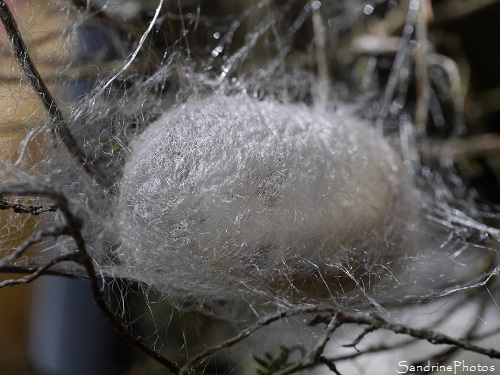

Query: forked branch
[182,306,500,374]
[0,183,181,374]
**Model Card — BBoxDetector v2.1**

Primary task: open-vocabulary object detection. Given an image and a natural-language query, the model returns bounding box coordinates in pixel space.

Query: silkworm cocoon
[117,95,412,299]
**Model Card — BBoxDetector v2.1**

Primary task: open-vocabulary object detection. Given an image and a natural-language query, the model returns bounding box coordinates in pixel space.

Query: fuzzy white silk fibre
[116,95,412,303]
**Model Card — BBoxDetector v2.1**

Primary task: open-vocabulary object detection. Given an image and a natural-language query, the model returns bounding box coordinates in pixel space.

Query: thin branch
[274,316,342,375]
[342,326,378,351]
[335,311,500,360]
[0,226,67,269]
[0,183,180,374]
[180,306,325,374]
[326,292,484,363]
[0,253,79,289]
[3,184,499,373]
[313,318,340,362]
[183,304,500,374]
[0,263,100,280]
[66,206,180,374]
[318,356,342,375]
[0,3,63,124]
[0,183,79,223]
[328,338,418,363]
[0,197,57,215]
[0,1,111,187]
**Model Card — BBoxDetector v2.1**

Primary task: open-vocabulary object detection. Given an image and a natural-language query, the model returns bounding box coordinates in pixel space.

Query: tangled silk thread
[116,95,414,304]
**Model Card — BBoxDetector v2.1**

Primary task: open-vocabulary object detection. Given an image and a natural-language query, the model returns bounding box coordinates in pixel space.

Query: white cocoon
[116,95,412,300]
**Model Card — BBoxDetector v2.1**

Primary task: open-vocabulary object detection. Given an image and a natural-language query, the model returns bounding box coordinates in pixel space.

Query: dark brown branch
[0,197,57,215]
[67,218,180,374]
[328,338,418,363]
[318,356,342,375]
[0,183,78,224]
[182,304,500,374]
[179,306,324,374]
[325,293,480,363]
[0,1,111,188]
[342,326,378,351]
[2,183,499,373]
[0,183,180,374]
[0,253,79,288]
[274,316,342,375]
[0,3,61,122]
[0,263,84,278]
[337,311,500,360]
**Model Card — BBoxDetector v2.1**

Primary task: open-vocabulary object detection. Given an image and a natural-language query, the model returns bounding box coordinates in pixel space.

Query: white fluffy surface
[116,95,412,304]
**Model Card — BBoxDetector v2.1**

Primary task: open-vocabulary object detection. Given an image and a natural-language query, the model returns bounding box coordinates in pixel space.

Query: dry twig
[0,183,181,374]
[181,304,500,374]
[0,1,111,187]
[0,197,56,215]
